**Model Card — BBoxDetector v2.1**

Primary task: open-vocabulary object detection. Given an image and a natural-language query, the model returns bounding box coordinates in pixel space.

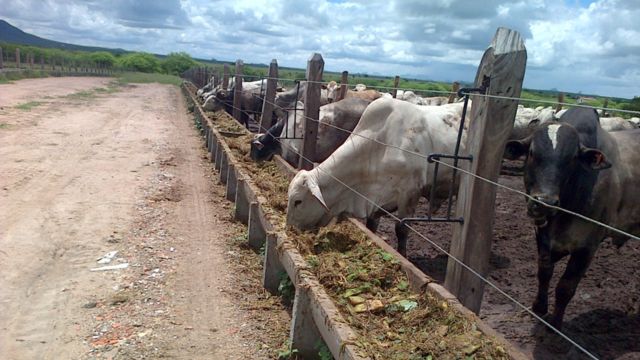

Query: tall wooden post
[0,47,4,69]
[602,98,609,117]
[30,53,34,68]
[233,60,244,122]
[391,75,400,98]
[222,64,230,90]
[444,27,527,313]
[299,53,324,170]
[40,55,44,70]
[213,69,219,87]
[448,81,460,103]
[337,71,348,101]
[15,48,21,69]
[556,92,564,113]
[260,59,279,131]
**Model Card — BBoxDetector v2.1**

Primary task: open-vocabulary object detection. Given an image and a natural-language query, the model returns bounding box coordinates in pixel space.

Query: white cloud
[1,0,639,97]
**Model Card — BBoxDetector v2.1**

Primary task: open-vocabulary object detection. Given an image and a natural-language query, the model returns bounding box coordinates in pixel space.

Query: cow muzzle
[527,195,559,225]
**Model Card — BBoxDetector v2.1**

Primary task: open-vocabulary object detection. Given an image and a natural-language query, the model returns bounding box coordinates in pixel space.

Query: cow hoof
[532,300,548,317]
[397,246,407,258]
[547,315,563,332]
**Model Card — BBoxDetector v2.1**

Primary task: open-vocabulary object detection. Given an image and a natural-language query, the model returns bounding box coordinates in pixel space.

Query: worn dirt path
[0,77,287,359]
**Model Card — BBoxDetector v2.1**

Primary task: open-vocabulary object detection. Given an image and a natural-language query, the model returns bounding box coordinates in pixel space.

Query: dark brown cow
[504,107,640,329]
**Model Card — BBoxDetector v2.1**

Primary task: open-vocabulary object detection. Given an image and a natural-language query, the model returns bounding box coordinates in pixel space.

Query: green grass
[115,71,182,86]
[0,123,10,129]
[64,90,96,99]
[0,70,49,84]
[14,101,43,111]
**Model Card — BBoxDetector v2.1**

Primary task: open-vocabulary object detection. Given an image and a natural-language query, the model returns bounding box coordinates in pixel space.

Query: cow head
[504,123,611,224]
[286,170,331,230]
[324,81,338,103]
[250,120,285,161]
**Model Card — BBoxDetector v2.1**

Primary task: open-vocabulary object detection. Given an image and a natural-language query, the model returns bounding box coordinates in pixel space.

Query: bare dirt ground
[0,77,289,359]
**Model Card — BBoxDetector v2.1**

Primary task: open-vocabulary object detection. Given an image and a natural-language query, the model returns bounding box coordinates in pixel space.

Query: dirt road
[0,77,288,359]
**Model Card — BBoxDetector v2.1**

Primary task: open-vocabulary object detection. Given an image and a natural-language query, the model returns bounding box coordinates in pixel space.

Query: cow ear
[306,174,329,211]
[321,84,327,90]
[579,147,612,170]
[504,138,531,160]
[528,119,540,128]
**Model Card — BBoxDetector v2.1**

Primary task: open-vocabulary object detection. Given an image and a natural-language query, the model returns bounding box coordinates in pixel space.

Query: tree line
[0,42,199,76]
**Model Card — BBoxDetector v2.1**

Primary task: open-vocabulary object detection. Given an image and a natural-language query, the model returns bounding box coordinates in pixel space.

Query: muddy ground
[378,172,640,359]
[0,77,290,359]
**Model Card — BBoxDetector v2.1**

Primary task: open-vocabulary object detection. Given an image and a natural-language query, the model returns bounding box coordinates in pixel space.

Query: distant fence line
[0,45,124,76]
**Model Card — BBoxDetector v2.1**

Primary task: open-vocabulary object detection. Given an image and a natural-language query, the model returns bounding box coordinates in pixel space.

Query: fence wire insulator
[401,82,489,226]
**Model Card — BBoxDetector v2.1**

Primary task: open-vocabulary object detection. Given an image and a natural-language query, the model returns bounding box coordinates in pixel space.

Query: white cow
[397,91,448,106]
[325,81,382,103]
[354,83,367,92]
[287,98,469,256]
[599,117,637,132]
[510,105,557,140]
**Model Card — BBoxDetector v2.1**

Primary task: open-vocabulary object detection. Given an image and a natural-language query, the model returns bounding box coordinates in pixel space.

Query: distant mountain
[0,19,127,54]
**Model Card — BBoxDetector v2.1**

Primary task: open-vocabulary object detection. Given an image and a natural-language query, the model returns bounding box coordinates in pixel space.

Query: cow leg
[366,217,380,233]
[241,111,250,129]
[395,198,418,257]
[550,248,595,330]
[394,221,409,257]
[533,227,554,316]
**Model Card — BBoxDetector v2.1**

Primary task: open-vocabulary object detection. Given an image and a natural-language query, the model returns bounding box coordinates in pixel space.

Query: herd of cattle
[196,76,640,330]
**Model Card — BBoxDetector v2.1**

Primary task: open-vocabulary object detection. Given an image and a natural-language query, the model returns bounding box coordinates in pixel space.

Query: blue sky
[1,0,638,98]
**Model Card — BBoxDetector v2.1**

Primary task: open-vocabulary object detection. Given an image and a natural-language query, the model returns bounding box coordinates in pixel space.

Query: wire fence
[205,73,640,118]
[217,97,602,359]
[204,91,619,359]
[190,72,640,356]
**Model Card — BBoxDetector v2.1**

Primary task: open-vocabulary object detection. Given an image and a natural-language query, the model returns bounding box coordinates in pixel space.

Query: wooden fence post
[556,92,564,113]
[391,75,400,98]
[30,53,34,68]
[260,59,279,131]
[15,48,20,69]
[40,55,44,70]
[0,47,3,69]
[602,98,609,117]
[448,81,460,103]
[298,53,324,170]
[222,64,230,90]
[337,71,348,101]
[444,27,527,313]
[233,60,244,122]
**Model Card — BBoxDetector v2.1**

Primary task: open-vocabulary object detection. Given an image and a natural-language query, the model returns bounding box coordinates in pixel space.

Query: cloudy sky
[1,0,639,98]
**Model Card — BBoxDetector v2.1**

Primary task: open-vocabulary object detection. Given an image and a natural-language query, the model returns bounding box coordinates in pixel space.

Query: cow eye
[294,200,302,207]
